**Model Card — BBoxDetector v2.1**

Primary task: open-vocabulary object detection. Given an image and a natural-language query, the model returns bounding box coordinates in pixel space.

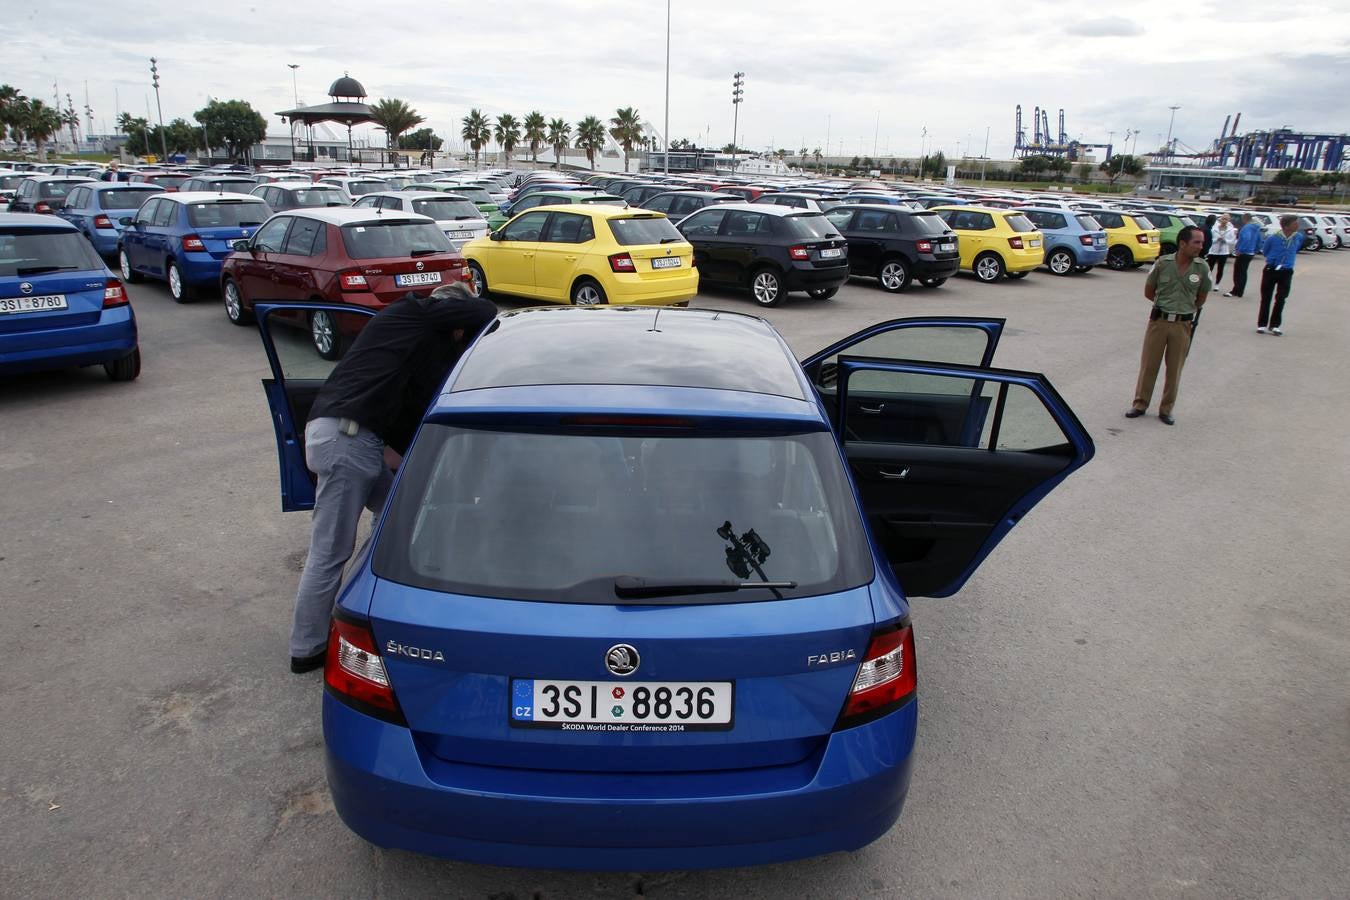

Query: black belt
[1151,309,1193,322]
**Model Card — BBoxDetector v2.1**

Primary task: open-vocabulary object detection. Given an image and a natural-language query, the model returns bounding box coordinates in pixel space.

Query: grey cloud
[1065,18,1145,37]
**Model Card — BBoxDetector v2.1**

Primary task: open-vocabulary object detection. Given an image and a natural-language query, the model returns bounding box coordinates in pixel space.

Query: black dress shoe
[1158,413,1176,426]
[1124,408,1145,418]
[291,649,327,674]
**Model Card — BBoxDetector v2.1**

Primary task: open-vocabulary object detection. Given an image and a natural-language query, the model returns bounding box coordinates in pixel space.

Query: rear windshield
[581,195,626,206]
[372,426,873,604]
[781,214,842,239]
[186,201,270,227]
[211,181,257,193]
[147,175,188,188]
[100,189,159,209]
[341,221,452,259]
[910,213,950,236]
[348,180,389,196]
[443,186,490,203]
[290,188,347,207]
[1075,214,1102,231]
[1094,211,1125,228]
[608,216,683,246]
[1003,214,1036,233]
[0,229,106,276]
[411,198,482,220]
[0,175,25,189]
[1129,216,1155,231]
[1142,213,1170,227]
[39,181,82,198]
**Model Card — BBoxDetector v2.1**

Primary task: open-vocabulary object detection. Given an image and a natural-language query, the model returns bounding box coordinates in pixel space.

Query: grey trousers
[290,417,394,658]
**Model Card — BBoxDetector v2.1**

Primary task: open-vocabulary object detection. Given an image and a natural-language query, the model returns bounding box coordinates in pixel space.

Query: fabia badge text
[807,649,857,667]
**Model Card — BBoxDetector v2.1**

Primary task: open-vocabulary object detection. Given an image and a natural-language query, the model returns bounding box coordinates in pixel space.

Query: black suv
[823,204,960,291]
[675,203,849,306]
[640,190,736,219]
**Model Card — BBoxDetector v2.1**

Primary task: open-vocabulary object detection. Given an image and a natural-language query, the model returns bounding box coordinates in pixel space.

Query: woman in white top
[1208,213,1238,287]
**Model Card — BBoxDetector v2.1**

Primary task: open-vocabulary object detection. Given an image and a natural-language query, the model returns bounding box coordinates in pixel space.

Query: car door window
[66,187,88,209]
[135,198,160,225]
[501,211,549,241]
[152,201,177,227]
[645,195,673,213]
[825,208,855,231]
[856,210,897,233]
[680,209,726,237]
[281,217,324,256]
[541,212,591,243]
[352,196,378,208]
[722,210,767,236]
[253,217,292,253]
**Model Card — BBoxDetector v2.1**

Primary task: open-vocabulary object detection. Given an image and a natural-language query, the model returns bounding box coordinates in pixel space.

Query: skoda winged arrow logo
[605,644,639,677]
[415,260,424,271]
[19,282,33,294]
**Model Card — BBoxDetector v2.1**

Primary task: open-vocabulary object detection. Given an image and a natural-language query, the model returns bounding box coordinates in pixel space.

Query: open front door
[833,355,1094,598]
[255,302,376,512]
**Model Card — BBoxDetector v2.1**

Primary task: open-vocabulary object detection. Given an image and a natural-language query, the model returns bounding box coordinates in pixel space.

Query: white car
[316,175,390,203]
[351,190,489,250]
[1312,214,1342,249]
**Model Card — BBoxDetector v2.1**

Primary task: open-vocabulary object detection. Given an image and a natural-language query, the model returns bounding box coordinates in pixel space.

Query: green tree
[522,110,547,163]
[1076,162,1093,183]
[1099,153,1144,186]
[20,99,63,160]
[0,84,24,143]
[1048,157,1072,178]
[922,150,947,178]
[850,155,861,170]
[575,115,607,170]
[369,98,425,164]
[1019,155,1049,177]
[494,113,521,163]
[609,107,643,172]
[547,117,571,166]
[193,99,266,162]
[398,127,442,151]
[861,156,874,170]
[812,147,822,170]
[62,100,80,149]
[800,146,809,162]
[461,108,491,167]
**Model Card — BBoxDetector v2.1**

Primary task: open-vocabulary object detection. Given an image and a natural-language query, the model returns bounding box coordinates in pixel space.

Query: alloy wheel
[168,264,183,299]
[1048,250,1073,275]
[311,311,336,357]
[752,271,781,305]
[880,261,909,291]
[573,283,603,305]
[224,282,242,322]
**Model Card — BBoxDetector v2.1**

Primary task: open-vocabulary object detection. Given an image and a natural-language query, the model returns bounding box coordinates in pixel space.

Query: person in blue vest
[1256,215,1305,336]
[1224,213,1264,298]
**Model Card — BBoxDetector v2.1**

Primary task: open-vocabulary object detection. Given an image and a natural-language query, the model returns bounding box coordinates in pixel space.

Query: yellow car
[462,205,698,306]
[1092,210,1161,270]
[930,206,1045,282]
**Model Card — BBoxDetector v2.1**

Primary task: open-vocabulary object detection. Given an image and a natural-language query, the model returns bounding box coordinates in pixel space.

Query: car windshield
[99,189,159,210]
[608,216,684,246]
[781,215,841,239]
[290,188,346,207]
[412,198,482,220]
[186,201,270,227]
[348,180,389,195]
[372,426,872,604]
[910,213,950,236]
[1075,214,1102,230]
[1004,214,1036,233]
[341,221,452,258]
[0,228,106,276]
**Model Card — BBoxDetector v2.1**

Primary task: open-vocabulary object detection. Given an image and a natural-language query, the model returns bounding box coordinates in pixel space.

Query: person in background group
[100,161,130,182]
[1226,213,1263,298]
[1200,214,1216,258]
[1207,213,1237,288]
[1126,226,1211,427]
[1256,214,1305,336]
[287,282,496,673]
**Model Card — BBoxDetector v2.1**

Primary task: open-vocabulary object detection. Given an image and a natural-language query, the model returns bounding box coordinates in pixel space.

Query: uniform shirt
[307,292,497,454]
[1235,222,1263,255]
[1260,231,1304,270]
[1145,254,1212,315]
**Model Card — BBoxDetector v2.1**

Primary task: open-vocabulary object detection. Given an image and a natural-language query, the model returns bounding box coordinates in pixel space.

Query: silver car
[351,190,489,250]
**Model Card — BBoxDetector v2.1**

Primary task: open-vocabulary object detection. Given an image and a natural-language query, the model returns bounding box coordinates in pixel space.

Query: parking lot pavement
[2,259,1347,898]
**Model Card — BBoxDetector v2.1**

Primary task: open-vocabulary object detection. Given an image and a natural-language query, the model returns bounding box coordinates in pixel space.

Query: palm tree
[0,85,25,143]
[799,146,809,163]
[461,108,491,167]
[608,107,643,172]
[369,98,424,167]
[22,99,63,160]
[62,104,80,149]
[813,147,823,170]
[522,111,547,164]
[547,118,571,167]
[116,111,135,135]
[575,116,607,170]
[494,113,521,164]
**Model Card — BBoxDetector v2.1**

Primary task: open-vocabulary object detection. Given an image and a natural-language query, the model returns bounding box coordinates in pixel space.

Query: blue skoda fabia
[256,302,1093,870]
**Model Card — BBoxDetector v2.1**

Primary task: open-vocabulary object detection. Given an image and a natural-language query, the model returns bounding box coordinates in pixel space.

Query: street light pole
[982,125,990,184]
[149,58,167,162]
[730,72,744,174]
[1165,105,1180,160]
[663,0,670,174]
[288,64,300,164]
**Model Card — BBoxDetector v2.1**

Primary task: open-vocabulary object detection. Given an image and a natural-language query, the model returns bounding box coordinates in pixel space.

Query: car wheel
[570,279,607,306]
[467,261,488,297]
[1106,245,1133,271]
[1307,236,1322,251]
[877,257,911,292]
[222,278,252,326]
[919,276,947,288]
[310,310,345,361]
[103,347,141,382]
[167,260,193,303]
[1047,248,1075,276]
[119,248,142,283]
[807,286,838,300]
[749,267,784,306]
[973,252,1004,283]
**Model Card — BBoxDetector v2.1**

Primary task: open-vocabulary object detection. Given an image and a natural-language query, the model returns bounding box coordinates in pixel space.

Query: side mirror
[119,217,135,227]
[230,239,251,252]
[490,231,504,241]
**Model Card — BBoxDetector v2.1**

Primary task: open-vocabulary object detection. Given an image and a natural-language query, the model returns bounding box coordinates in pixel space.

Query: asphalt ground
[2,251,1347,899]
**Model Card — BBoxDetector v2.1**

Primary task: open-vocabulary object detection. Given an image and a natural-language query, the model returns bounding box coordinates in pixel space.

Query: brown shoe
[1124,408,1145,418]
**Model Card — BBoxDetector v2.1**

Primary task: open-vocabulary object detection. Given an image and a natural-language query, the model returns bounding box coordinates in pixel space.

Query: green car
[1137,212,1197,254]
[486,190,628,231]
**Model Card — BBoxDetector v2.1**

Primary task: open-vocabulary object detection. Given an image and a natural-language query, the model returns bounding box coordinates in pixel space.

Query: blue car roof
[0,212,79,231]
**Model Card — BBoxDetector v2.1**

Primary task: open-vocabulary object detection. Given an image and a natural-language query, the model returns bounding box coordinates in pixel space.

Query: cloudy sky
[7,0,1350,161]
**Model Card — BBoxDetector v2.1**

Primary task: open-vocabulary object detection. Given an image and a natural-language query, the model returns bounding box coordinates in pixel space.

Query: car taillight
[1080,235,1096,246]
[102,278,128,309]
[182,234,206,252]
[1008,237,1024,249]
[339,271,369,290]
[325,615,405,724]
[788,245,811,261]
[1135,233,1150,244]
[35,202,51,214]
[835,624,917,729]
[94,214,114,229]
[609,252,636,272]
[915,239,933,253]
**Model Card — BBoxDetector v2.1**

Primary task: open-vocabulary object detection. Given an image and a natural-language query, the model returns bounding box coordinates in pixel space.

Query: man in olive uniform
[1126,226,1211,426]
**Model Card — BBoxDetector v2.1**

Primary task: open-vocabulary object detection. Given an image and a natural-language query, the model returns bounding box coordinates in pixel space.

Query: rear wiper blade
[659,237,682,243]
[613,576,796,599]
[16,265,76,275]
[410,248,439,257]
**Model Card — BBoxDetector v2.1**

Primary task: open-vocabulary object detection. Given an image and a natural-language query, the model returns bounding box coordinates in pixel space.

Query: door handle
[879,467,910,480]
[858,404,883,414]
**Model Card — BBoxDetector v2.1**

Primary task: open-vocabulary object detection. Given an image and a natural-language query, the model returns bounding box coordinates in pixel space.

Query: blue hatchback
[56,182,163,259]
[0,213,140,380]
[118,191,270,302]
[257,303,1093,870]
[1020,207,1109,275]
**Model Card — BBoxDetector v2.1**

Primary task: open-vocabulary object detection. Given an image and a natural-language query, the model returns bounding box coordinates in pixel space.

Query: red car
[219,207,470,359]
[709,184,776,202]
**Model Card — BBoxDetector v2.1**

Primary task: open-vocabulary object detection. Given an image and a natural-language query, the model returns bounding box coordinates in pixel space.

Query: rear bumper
[0,307,137,374]
[605,269,700,306]
[912,256,961,279]
[1005,249,1046,273]
[180,252,226,285]
[1055,244,1108,267]
[782,262,850,292]
[324,691,918,870]
[90,229,122,257]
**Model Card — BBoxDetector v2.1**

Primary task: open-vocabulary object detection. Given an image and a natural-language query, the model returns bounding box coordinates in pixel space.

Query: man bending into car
[289,282,496,673]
